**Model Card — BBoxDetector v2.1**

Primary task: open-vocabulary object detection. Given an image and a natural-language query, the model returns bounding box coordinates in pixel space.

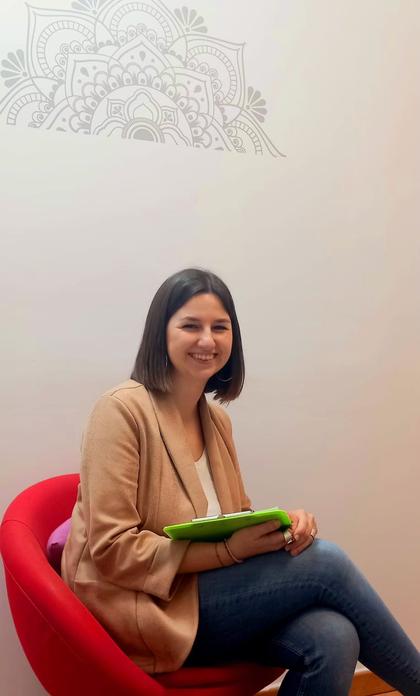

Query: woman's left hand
[285,509,318,556]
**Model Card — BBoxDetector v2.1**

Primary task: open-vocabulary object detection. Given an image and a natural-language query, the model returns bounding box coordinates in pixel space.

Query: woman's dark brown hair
[131,268,245,403]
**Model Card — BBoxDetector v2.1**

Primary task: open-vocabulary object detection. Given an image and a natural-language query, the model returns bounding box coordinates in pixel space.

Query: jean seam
[270,640,307,696]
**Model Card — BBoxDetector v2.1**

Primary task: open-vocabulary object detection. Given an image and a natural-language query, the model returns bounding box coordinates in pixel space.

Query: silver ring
[283,529,294,545]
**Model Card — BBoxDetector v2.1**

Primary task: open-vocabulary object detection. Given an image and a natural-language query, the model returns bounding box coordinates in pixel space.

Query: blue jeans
[183,540,420,695]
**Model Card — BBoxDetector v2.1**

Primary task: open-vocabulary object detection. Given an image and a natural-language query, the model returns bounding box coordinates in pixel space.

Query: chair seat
[155,662,282,688]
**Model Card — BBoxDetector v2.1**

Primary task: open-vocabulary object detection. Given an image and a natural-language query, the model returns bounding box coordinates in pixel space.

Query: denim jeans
[183,540,420,695]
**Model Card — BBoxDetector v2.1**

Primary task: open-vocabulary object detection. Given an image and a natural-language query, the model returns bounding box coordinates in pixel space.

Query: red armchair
[0,475,284,695]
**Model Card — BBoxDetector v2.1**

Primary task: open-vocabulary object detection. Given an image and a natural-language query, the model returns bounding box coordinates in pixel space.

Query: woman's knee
[264,608,360,671]
[286,608,360,668]
[267,610,360,694]
[305,539,354,583]
[315,610,360,664]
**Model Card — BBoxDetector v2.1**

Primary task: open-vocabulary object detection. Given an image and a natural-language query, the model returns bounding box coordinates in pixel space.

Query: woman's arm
[80,394,195,599]
[177,540,234,573]
[179,519,291,572]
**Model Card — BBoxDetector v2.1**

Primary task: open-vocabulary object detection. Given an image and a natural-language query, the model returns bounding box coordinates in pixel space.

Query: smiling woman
[130,268,245,404]
[166,294,233,388]
[165,293,234,462]
[60,268,420,695]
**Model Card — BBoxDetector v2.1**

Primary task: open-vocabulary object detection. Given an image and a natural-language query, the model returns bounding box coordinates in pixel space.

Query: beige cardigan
[61,380,252,674]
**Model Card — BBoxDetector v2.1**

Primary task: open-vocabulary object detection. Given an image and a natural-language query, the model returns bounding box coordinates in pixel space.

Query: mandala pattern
[0,0,283,155]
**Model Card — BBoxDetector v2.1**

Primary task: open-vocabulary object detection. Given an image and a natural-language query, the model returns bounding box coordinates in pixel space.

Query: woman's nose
[197,329,216,348]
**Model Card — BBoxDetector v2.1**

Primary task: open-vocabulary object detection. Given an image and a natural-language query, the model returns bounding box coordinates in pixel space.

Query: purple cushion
[47,518,71,573]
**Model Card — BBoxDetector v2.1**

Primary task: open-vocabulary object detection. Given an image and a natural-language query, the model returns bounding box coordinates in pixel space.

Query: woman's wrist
[215,541,235,567]
[223,538,244,564]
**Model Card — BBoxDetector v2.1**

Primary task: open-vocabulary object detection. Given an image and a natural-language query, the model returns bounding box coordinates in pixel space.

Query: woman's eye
[182,324,228,331]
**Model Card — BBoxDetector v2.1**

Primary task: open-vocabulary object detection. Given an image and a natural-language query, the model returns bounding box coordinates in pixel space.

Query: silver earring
[217,374,232,382]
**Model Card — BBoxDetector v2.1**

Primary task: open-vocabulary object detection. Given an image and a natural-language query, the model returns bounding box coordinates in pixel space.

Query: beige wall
[1,1,419,693]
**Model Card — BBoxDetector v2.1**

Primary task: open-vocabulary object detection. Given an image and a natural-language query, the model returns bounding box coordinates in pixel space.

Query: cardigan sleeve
[212,405,253,512]
[80,394,190,601]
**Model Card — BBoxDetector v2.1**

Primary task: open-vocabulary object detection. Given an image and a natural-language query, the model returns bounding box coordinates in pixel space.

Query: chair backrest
[0,475,164,696]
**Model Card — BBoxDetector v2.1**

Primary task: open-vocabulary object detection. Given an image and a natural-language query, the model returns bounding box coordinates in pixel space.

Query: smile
[189,353,216,362]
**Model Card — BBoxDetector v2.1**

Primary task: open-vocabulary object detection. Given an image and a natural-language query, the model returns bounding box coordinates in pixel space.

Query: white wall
[1,1,419,693]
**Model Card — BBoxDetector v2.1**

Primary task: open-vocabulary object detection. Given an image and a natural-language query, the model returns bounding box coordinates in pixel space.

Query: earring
[217,374,232,382]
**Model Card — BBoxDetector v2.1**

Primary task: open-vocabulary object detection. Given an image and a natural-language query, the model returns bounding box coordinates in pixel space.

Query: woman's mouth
[189,353,216,362]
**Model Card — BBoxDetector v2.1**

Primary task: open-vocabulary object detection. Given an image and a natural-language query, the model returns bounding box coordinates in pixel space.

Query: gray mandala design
[0,0,283,155]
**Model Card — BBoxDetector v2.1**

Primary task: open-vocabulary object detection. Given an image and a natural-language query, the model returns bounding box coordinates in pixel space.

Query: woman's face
[166,293,233,388]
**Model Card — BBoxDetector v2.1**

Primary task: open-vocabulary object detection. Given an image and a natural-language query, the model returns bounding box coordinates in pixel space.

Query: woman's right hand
[227,520,290,561]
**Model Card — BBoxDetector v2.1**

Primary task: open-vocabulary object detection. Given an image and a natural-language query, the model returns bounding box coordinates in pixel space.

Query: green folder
[163,507,292,542]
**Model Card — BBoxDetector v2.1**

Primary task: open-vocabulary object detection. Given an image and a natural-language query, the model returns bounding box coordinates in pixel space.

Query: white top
[194,449,221,516]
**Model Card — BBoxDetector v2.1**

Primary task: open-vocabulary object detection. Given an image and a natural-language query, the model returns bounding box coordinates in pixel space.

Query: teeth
[191,354,214,361]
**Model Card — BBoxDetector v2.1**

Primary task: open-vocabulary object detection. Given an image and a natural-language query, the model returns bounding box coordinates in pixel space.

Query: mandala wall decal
[0,0,283,155]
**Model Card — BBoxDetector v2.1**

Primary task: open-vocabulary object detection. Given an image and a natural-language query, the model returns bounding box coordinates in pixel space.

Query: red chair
[0,475,284,695]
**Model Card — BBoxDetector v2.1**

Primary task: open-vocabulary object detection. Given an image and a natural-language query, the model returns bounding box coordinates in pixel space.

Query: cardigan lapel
[148,390,234,517]
[148,390,207,518]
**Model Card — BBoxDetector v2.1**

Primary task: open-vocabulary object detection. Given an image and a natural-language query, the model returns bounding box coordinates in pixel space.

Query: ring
[310,529,316,542]
[283,529,294,545]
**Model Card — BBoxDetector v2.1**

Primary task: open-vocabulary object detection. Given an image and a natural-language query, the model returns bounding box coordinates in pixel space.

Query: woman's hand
[226,510,318,562]
[227,520,292,561]
[285,509,318,557]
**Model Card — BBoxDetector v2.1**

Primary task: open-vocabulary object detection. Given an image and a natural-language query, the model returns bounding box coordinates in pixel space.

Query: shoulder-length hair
[131,268,245,404]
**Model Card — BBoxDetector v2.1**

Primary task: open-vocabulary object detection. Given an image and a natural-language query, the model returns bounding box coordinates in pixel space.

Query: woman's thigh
[184,539,420,696]
[185,539,352,664]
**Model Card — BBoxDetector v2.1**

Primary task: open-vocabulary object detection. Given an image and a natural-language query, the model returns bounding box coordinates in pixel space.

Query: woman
[62,267,420,695]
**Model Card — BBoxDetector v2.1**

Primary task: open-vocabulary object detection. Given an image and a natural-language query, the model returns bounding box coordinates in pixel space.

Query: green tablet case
[163,507,292,542]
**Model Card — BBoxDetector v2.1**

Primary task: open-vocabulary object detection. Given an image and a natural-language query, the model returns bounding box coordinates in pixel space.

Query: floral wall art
[0,0,282,155]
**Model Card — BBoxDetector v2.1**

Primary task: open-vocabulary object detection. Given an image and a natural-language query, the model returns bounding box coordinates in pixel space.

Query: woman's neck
[169,373,205,422]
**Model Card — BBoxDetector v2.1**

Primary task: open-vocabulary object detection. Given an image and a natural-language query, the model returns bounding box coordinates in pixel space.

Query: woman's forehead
[175,293,230,319]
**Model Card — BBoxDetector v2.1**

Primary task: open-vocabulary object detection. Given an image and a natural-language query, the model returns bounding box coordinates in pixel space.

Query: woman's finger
[288,536,315,556]
[285,523,318,555]
[289,510,309,541]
